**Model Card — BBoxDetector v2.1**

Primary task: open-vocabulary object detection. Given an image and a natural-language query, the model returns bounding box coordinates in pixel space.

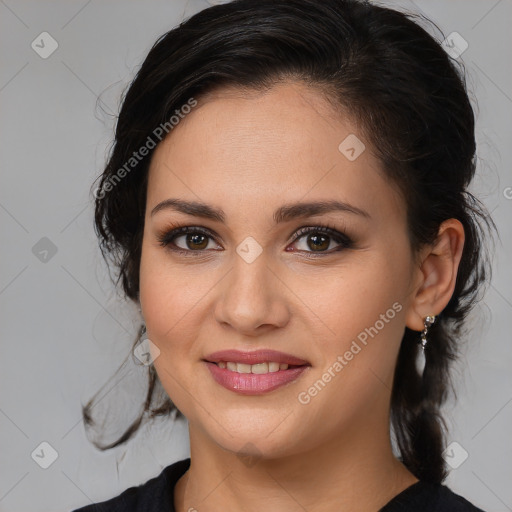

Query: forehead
[146,81,405,227]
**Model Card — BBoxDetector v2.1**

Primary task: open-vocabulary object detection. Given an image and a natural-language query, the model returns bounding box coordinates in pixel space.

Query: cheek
[309,251,409,372]
[292,263,408,425]
[139,241,207,335]
[139,244,206,416]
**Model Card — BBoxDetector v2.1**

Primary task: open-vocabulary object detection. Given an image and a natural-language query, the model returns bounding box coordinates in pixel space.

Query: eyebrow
[150,198,371,223]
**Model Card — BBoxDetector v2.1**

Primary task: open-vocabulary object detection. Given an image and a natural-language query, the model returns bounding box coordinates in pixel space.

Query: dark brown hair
[86,0,496,483]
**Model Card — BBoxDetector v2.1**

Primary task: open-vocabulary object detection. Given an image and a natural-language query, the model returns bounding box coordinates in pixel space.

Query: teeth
[269,362,280,372]
[237,363,252,374]
[216,361,290,373]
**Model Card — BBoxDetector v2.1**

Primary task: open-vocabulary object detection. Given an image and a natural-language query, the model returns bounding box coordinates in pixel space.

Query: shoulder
[380,480,488,512]
[69,458,191,512]
[436,484,488,512]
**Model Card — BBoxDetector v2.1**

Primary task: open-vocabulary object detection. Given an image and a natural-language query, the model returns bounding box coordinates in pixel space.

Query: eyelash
[156,223,354,259]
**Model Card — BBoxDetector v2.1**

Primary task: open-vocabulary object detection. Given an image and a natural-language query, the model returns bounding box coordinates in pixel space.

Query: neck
[174,418,418,512]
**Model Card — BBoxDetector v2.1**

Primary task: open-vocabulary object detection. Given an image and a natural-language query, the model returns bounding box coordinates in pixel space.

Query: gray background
[0,1,510,511]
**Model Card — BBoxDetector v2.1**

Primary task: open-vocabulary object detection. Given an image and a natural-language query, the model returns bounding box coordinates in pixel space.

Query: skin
[138,80,465,512]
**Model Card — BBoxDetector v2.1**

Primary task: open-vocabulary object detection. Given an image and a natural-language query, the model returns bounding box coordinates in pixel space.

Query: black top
[70,457,487,512]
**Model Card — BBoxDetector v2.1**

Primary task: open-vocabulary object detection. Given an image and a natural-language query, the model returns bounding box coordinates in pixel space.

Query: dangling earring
[416,315,436,375]
[420,315,436,351]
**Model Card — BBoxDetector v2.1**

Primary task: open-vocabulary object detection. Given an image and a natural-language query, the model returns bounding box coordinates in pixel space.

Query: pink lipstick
[204,349,310,395]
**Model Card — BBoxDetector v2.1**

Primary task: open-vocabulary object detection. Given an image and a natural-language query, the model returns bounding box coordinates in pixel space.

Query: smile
[205,361,309,395]
[215,361,296,373]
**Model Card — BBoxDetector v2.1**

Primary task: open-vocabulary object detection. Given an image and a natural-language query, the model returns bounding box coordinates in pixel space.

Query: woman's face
[139,81,420,459]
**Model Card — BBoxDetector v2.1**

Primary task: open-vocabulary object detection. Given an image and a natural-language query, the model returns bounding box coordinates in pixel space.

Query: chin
[198,414,306,461]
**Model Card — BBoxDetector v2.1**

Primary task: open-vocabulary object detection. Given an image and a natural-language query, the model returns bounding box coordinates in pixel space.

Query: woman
[73,0,495,510]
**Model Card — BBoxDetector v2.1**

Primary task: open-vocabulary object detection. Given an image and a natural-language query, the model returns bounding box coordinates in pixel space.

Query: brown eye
[157,226,219,254]
[290,226,353,256]
[156,224,353,257]
[183,233,209,250]
[305,233,330,251]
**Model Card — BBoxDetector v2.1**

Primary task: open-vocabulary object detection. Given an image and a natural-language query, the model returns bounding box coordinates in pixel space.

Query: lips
[204,349,310,366]
[203,349,310,395]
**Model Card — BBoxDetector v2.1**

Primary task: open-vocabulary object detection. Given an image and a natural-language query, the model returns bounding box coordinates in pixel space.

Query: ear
[405,219,465,332]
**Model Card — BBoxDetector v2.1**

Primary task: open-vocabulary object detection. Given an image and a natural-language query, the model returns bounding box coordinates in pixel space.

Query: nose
[213,246,290,336]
